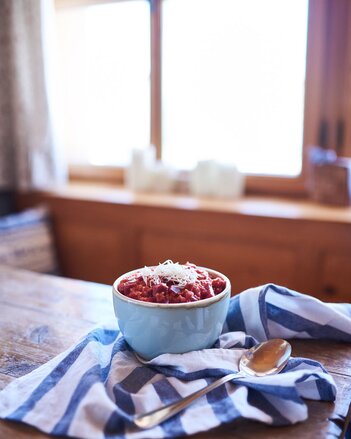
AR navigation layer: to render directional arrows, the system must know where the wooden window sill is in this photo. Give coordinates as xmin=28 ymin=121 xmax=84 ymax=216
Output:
xmin=68 ymin=164 xmax=308 ymax=198
xmin=20 ymin=182 xmax=351 ymax=224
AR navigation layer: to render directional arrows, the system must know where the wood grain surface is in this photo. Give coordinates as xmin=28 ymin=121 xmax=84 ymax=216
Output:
xmin=0 ymin=265 xmax=350 ymax=439
xmin=17 ymin=184 xmax=351 ymax=302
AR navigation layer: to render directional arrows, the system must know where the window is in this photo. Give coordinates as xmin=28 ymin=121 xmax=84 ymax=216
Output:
xmin=54 ymin=0 xmax=350 ymax=193
xmin=55 ymin=0 xmax=150 ymax=167
xmin=162 ymin=0 xmax=308 ymax=176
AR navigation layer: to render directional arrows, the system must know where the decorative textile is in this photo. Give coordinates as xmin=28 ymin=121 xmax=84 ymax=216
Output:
xmin=0 ymin=285 xmax=350 ymax=439
xmin=0 ymin=191 xmax=15 ymax=217
xmin=0 ymin=0 xmax=66 ymax=191
xmin=0 ymin=206 xmax=58 ymax=273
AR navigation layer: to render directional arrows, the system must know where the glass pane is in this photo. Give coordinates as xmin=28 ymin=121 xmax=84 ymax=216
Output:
xmin=162 ymin=0 xmax=309 ymax=176
xmin=55 ymin=1 xmax=150 ymax=166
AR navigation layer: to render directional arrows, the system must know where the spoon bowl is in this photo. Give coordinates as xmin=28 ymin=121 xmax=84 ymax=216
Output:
xmin=239 ymin=338 xmax=292 ymax=376
xmin=134 ymin=338 xmax=292 ymax=429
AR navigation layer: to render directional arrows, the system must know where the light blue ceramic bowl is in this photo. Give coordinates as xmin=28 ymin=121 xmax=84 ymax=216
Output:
xmin=112 ymin=267 xmax=231 ymax=359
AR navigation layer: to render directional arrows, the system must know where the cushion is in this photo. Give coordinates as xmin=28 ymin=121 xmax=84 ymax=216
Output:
xmin=0 ymin=206 xmax=59 ymax=274
xmin=0 ymin=191 xmax=15 ymax=217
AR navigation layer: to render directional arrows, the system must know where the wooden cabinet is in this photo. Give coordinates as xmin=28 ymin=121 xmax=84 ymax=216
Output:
xmin=319 ymin=252 xmax=351 ymax=302
xmin=55 ymin=220 xmax=133 ymax=284
xmin=16 ymin=185 xmax=351 ymax=303
xmin=141 ymin=231 xmax=297 ymax=294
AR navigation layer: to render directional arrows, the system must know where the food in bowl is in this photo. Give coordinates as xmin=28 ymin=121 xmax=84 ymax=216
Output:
xmin=117 ymin=260 xmax=226 ymax=303
xmin=112 ymin=261 xmax=231 ymax=359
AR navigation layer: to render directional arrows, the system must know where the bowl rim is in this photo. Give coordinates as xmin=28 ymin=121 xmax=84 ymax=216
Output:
xmin=112 ymin=266 xmax=231 ymax=309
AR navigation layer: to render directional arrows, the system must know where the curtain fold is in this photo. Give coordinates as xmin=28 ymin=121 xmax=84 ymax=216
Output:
xmin=0 ymin=0 xmax=66 ymax=191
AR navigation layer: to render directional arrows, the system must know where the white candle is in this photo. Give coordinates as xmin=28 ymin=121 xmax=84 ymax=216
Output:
xmin=215 ymin=163 xmax=245 ymax=198
xmin=190 ymin=160 xmax=245 ymax=198
xmin=126 ymin=146 xmax=156 ymax=191
xmin=190 ymin=160 xmax=218 ymax=197
xmin=148 ymin=162 xmax=176 ymax=193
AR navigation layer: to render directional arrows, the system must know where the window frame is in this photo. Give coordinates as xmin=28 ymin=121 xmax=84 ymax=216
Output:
xmin=56 ymin=0 xmax=342 ymax=196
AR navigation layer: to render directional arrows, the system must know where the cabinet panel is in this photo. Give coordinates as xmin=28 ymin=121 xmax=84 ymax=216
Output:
xmin=140 ymin=231 xmax=297 ymax=294
xmin=320 ymin=253 xmax=351 ymax=302
xmin=55 ymin=221 xmax=135 ymax=284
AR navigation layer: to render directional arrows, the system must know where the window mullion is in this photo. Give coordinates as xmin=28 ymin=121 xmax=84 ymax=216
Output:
xmin=301 ymin=0 xmax=329 ymax=176
xmin=150 ymin=0 xmax=162 ymax=159
xmin=339 ymin=0 xmax=351 ymax=157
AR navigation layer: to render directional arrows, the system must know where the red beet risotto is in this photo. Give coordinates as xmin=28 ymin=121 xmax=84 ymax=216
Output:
xmin=118 ymin=261 xmax=226 ymax=304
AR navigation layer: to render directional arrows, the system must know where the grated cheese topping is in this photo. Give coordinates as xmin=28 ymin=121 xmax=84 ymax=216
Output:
xmin=140 ymin=260 xmax=198 ymax=288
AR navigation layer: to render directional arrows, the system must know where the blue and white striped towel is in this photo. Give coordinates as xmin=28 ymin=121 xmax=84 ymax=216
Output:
xmin=1 ymin=284 xmax=351 ymax=439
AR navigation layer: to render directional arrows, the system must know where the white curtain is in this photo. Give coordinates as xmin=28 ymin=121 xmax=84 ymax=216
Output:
xmin=0 ymin=0 xmax=66 ymax=191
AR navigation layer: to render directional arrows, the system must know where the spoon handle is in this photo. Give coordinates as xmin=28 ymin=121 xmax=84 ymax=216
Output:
xmin=133 ymin=371 xmax=246 ymax=430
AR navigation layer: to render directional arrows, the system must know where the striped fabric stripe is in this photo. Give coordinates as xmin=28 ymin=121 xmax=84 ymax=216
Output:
xmin=0 ymin=284 xmax=350 ymax=439
xmin=0 ymin=206 xmax=58 ymax=274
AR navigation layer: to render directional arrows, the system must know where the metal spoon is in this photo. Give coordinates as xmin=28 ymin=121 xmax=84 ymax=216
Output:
xmin=134 ymin=338 xmax=291 ymax=430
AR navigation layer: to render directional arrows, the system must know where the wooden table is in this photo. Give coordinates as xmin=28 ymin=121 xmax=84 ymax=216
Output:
xmin=0 ymin=265 xmax=350 ymax=439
